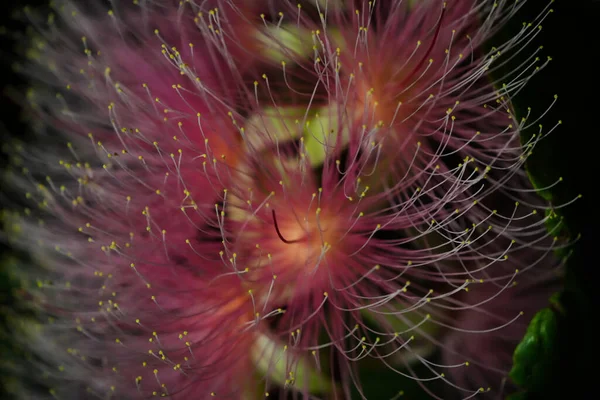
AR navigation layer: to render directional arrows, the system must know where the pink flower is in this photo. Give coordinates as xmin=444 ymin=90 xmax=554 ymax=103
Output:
xmin=3 ymin=0 xmax=570 ymax=399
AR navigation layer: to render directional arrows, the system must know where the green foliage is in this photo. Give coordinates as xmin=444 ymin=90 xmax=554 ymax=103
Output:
xmin=508 ymin=308 xmax=558 ymax=395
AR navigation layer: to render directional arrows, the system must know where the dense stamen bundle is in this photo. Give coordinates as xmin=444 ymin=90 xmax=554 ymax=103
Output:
xmin=1 ymin=1 xmax=575 ymax=399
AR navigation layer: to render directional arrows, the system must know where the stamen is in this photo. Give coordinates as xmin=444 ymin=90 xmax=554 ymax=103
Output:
xmin=399 ymin=4 xmax=446 ymax=88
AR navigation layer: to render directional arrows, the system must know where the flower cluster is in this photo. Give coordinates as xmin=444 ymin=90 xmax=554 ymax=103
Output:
xmin=2 ymin=0 xmax=570 ymax=399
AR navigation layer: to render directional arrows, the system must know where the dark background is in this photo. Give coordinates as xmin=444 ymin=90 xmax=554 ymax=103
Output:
xmin=0 ymin=1 xmax=596 ymax=399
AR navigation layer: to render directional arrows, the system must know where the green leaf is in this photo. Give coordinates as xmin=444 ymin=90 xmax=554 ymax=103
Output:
xmin=508 ymin=307 xmax=558 ymax=393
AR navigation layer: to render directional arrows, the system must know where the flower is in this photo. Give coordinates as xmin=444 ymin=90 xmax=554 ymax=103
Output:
xmin=2 ymin=0 xmax=571 ymax=399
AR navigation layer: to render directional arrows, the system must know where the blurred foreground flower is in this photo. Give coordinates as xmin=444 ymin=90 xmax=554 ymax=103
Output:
xmin=1 ymin=0 xmax=576 ymax=399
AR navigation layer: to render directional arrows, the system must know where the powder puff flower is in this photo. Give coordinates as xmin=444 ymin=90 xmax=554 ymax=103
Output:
xmin=2 ymin=0 xmax=574 ymax=399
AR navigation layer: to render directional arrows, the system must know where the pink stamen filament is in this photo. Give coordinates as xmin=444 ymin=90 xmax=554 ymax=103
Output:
xmin=398 ymin=6 xmax=447 ymax=88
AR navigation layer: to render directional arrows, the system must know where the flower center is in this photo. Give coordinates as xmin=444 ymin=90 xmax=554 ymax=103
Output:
xmin=271 ymin=206 xmax=337 ymax=260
